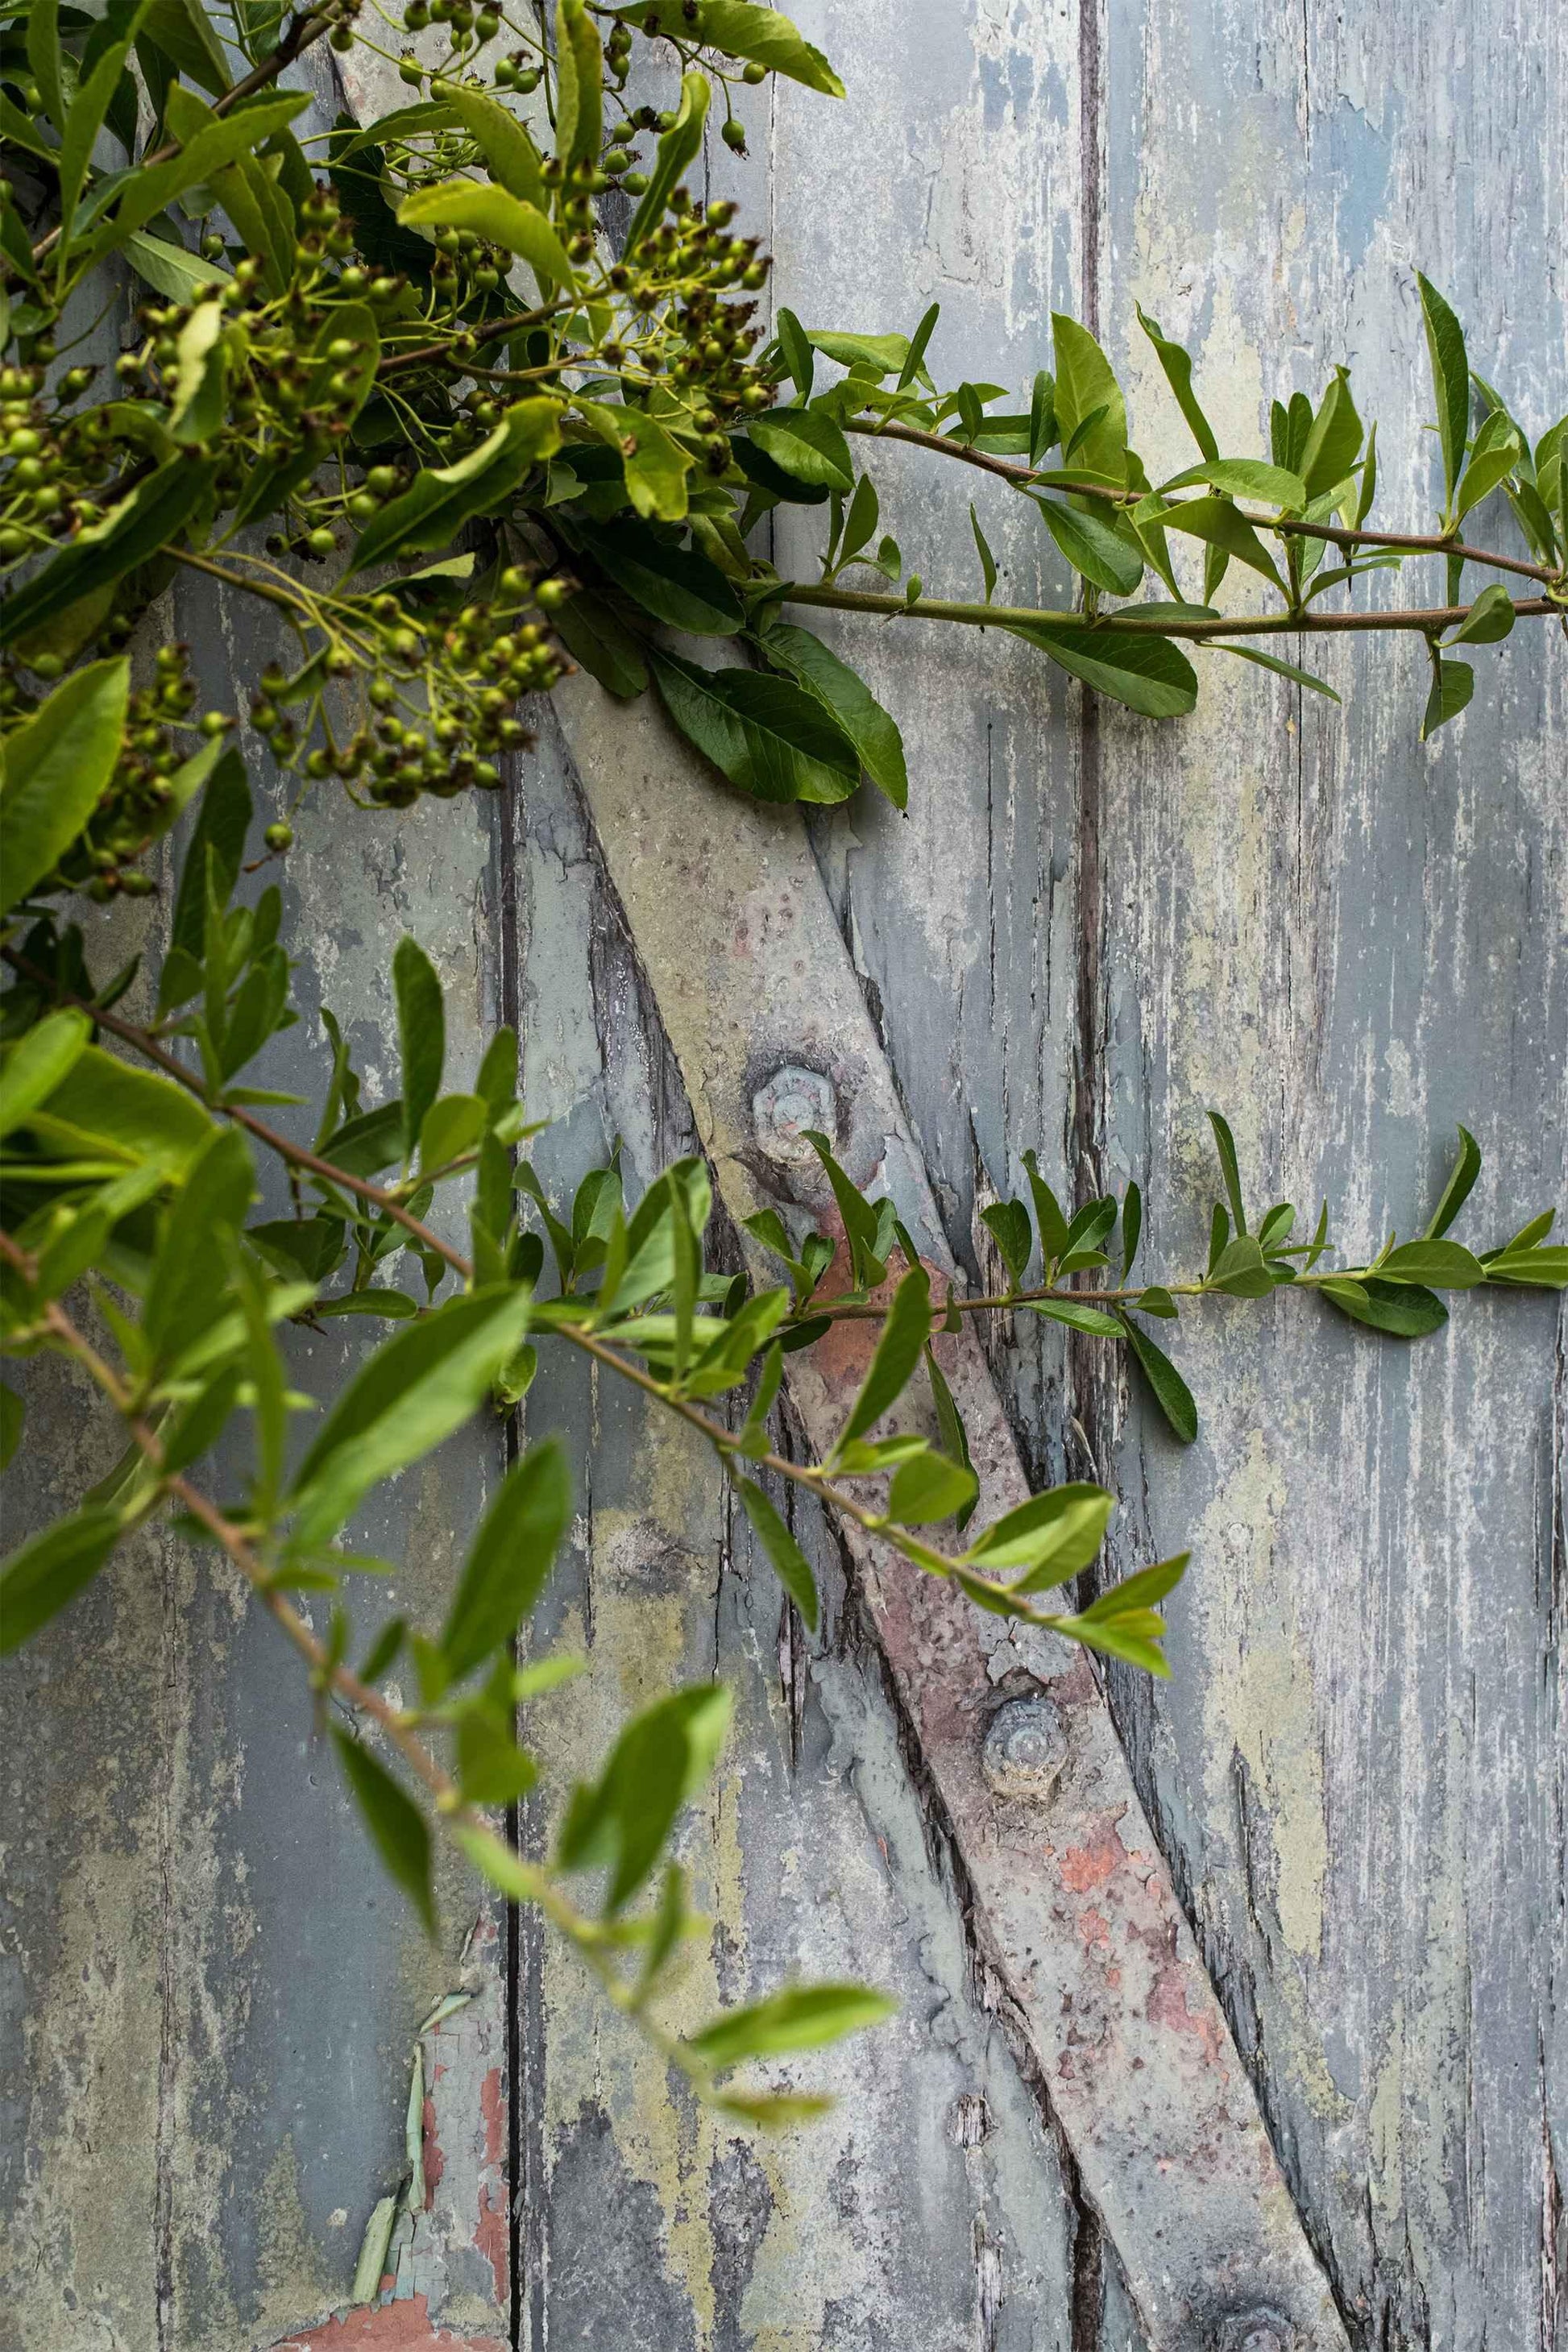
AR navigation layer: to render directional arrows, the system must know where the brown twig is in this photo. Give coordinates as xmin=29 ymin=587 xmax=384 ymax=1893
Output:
xmin=845 ymin=417 xmax=1560 ymax=587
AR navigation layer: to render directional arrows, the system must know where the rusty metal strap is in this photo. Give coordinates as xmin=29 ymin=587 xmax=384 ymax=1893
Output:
xmin=551 ymin=677 xmax=1347 ymax=2352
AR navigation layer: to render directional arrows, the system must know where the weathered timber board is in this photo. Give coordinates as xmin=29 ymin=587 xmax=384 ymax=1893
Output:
xmin=769 ymin=0 xmax=1566 ymax=2342
xmin=3 ymin=1 xmax=1564 ymax=2346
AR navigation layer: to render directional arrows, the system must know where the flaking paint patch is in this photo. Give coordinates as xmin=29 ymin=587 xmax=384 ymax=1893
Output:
xmin=1195 ymin=1434 xmax=1331 ymax=1972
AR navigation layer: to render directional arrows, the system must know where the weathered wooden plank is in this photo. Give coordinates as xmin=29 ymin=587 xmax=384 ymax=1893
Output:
xmin=1093 ymin=0 xmax=1568 ymax=2342
xmin=548 ymin=676 xmax=1345 ymax=2345
xmin=508 ymin=724 xmax=1089 ymax=2349
xmin=2 ymin=214 xmax=513 ymax=2348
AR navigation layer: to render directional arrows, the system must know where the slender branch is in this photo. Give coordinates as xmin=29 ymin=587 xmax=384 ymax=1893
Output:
xmin=170 ymin=545 xmax=307 ymax=615
xmin=0 ymin=1226 xmax=719 ymax=2089
xmin=375 ymin=304 xmax=563 ymax=382
xmin=844 ymin=417 xmax=1562 ymax=587
xmin=23 ymin=9 xmax=337 ymax=272
xmin=0 ymin=949 xmax=911 ymax=1547
xmin=781 ymin=581 xmax=1557 ymax=639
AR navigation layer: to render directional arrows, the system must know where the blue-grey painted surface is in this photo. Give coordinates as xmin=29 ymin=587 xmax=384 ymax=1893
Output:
xmin=2 ymin=2 xmax=1562 ymax=2346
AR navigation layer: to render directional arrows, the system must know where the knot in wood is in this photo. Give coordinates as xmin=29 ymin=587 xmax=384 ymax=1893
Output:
xmin=981 ymin=1697 xmax=1066 ymax=1800
xmin=752 ymin=1064 xmax=837 ymax=1165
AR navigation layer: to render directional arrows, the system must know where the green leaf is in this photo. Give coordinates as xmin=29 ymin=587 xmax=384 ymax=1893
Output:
xmin=144 ymin=1128 xmax=253 ymax=1370
xmin=1025 ymin=1298 xmax=1122 ymax=1336
xmin=578 ymin=519 xmax=743 ymax=635
xmin=165 ymin=745 xmax=251 ymax=981
xmin=807 ymin=329 xmax=908 ymax=375
xmin=1160 ymin=458 xmax=1306 ymax=508
xmin=558 ymin=1682 xmax=732 ymax=1912
xmin=734 ymin=1477 xmax=819 ymax=1632
xmin=347 ymin=402 xmax=563 ymax=575
xmin=649 ymin=648 xmax=860 ymax=805
xmin=1421 ymin=653 xmax=1474 ymax=741
xmin=1118 ymin=1313 xmax=1197 ymax=1442
xmin=1134 ymin=305 xmax=1218 ymax=461
xmin=834 ymin=1265 xmax=931 ymax=1454
xmin=626 ymin=69 xmax=709 ymax=254
xmin=59 ymin=2 xmax=154 ymax=227
xmin=1416 ymin=276 xmax=1470 ymax=511
xmin=442 ymin=1440 xmax=571 ymax=1678
xmin=749 ymin=409 xmax=856 ymax=493
xmin=429 ymin=80 xmax=545 ymax=208
xmin=1208 ymin=1236 xmax=1276 ymax=1297
xmin=1213 ymin=644 xmax=1341 ymax=702
xmin=755 ymin=623 xmax=907 ymax=807
xmin=1454 ymin=409 xmax=1522 ymax=525
xmin=330 ymin=1728 xmax=435 ymax=1936
xmin=1050 ymin=315 xmax=1126 ymax=484
xmin=122 ymin=226 xmax=230 ymax=303
xmin=1075 ymin=1552 xmax=1187 ymax=1623
xmin=553 ymin=0 xmax=603 ymax=169
xmin=19 ymin=1041 xmax=213 ymax=1173
xmin=0 ymin=1383 xmax=23 ymax=1473
xmin=551 ymin=587 xmax=649 ymax=699
xmin=1035 ymin=497 xmax=1143 ymax=595
xmin=0 ymin=1508 xmax=122 ymax=1652
xmin=393 ymin=937 xmax=445 ymax=1164
xmin=1425 ymin=1126 xmax=1481 ymax=1238
xmin=1147 ymin=495 xmax=1286 ymax=595
xmin=1378 ymin=1238 xmax=1485 ymax=1288
xmin=980 ymin=1200 xmax=1031 ymax=1286
xmin=1447 ymin=581 xmax=1515 ymax=646
xmin=1207 ymin=1111 xmax=1247 ymax=1235
xmin=1319 ymin=1277 xmax=1448 ymax=1338
xmin=289 ymin=1288 xmax=532 ymax=1545
xmin=963 ymin=1481 xmax=1112 ymax=1587
xmin=1 ymin=661 xmax=130 ymax=906
xmin=1008 ymin=624 xmax=1197 ymax=719
xmin=689 ymin=1982 xmax=894 ymax=2073
xmin=1299 ymin=370 xmax=1363 ymax=500
xmin=887 ymin=1448 xmax=977 ymax=1526
xmin=141 ymin=0 xmax=230 ymax=93
xmin=1020 ymin=1151 xmax=1072 ymax=1263
xmin=398 ymin=180 xmax=576 ymax=288
xmin=636 ymin=0 xmax=845 ymax=94
xmin=419 ymin=1092 xmax=486 ymax=1176
xmin=166 ymin=297 xmax=228 ymax=446
xmin=1484 ymin=1247 xmax=1568 ymax=1289
xmin=82 ymin=93 xmax=309 ymax=261
xmin=1 ymin=459 xmax=212 ymax=648
xmin=0 ymin=1011 xmax=93 ymax=1138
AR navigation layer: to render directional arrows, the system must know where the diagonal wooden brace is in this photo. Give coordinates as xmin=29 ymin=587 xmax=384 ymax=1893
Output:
xmin=550 ymin=678 xmax=1349 ymax=2352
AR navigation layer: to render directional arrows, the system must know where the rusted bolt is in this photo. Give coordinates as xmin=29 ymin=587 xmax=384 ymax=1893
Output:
xmin=753 ymin=1064 xmax=836 ymax=1165
xmin=981 ymin=1697 xmax=1066 ymax=1801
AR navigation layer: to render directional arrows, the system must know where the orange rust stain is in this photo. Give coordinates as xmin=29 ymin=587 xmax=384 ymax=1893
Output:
xmin=1145 ymin=1961 xmax=1229 ymax=2073
xmin=420 ymin=2094 xmax=444 ymax=2207
xmin=474 ymin=2176 xmax=509 ymax=2308
xmin=479 ymin=2064 xmax=506 ymax=2170
xmin=1060 ymin=1826 xmax=1127 ymax=1894
xmin=269 ymin=2291 xmax=506 ymax=2349
xmin=1076 ymin=1906 xmax=1110 ymax=1951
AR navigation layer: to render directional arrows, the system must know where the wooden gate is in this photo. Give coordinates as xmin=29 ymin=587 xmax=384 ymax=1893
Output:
xmin=3 ymin=2 xmax=1563 ymax=2347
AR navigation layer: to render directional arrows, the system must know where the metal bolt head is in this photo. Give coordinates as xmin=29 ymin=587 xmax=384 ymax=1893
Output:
xmin=981 ymin=1697 xmax=1067 ymax=1801
xmin=1208 ymin=2311 xmax=1296 ymax=2352
xmin=753 ymin=1064 xmax=836 ymax=1166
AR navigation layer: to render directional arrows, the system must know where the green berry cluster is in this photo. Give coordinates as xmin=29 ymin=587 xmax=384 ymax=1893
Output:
xmin=0 ymin=647 xmax=233 ymax=901
xmin=244 ymin=567 xmax=570 ymax=809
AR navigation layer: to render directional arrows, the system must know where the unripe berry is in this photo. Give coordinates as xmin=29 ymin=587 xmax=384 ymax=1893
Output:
xmin=264 ymin=821 xmax=294 ymax=852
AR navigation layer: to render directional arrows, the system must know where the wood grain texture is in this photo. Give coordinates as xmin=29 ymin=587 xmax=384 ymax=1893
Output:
xmin=508 ymin=720 xmax=1093 ymax=2352
xmin=3 ymin=2 xmax=1562 ymax=2346
xmin=768 ymin=0 xmax=1566 ymax=2341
